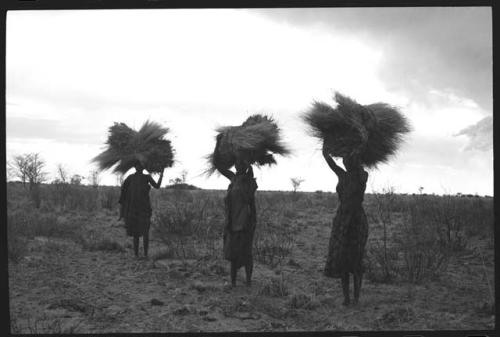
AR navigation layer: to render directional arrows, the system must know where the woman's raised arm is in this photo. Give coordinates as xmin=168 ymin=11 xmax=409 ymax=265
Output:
xmin=218 ymin=167 xmax=235 ymax=181
xmin=148 ymin=170 xmax=164 ymax=189
xmin=322 ymin=144 xmax=345 ymax=177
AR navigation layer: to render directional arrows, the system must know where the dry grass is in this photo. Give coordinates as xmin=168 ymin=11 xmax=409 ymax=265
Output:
xmin=93 ymin=120 xmax=174 ymax=174
xmin=207 ymin=114 xmax=290 ymax=174
xmin=303 ymin=92 xmax=411 ymax=167
xmin=7 ymin=182 xmax=495 ymax=332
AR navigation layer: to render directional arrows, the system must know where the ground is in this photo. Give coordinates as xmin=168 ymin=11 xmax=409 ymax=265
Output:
xmin=7 ymin=185 xmax=495 ymax=333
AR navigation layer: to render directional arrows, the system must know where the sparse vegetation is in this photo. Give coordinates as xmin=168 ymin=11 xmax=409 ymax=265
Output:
xmin=6 ymin=182 xmax=495 ymax=332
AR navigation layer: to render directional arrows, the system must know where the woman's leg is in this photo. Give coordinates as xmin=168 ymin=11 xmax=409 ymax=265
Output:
xmin=230 ymin=261 xmax=237 ymax=287
xmin=143 ymin=230 xmax=149 ymax=258
xmin=353 ymin=272 xmax=362 ymax=304
xmin=133 ymin=236 xmax=139 ymax=257
xmin=245 ymin=260 xmax=253 ymax=287
xmin=341 ymin=272 xmax=350 ymax=305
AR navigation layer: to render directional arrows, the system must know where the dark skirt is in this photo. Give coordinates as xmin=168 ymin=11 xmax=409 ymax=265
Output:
xmin=125 ymin=209 xmax=151 ymax=237
xmin=324 ymin=206 xmax=368 ymax=278
xmin=223 ymin=227 xmax=255 ymax=269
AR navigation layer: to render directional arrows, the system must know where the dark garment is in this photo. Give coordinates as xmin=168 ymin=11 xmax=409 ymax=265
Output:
xmin=324 ymin=169 xmax=369 ymax=278
xmin=223 ymin=173 xmax=258 ymax=269
xmin=119 ymin=172 xmax=153 ymax=237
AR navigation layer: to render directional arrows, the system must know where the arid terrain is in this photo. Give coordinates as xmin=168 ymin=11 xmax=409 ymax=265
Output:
xmin=7 ymin=182 xmax=495 ymax=333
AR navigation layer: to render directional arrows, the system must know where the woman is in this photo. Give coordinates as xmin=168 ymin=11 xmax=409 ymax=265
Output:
xmin=323 ymin=143 xmax=368 ymax=305
xmin=219 ymin=159 xmax=258 ymax=287
xmin=119 ymin=160 xmax=163 ymax=259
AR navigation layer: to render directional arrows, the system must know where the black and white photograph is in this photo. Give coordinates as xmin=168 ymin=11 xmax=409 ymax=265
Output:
xmin=5 ymin=6 xmax=494 ymax=333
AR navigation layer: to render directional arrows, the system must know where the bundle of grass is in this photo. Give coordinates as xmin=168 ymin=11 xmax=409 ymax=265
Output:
xmin=93 ymin=120 xmax=174 ymax=174
xmin=303 ymin=92 xmax=411 ymax=167
xmin=207 ymin=114 xmax=290 ymax=174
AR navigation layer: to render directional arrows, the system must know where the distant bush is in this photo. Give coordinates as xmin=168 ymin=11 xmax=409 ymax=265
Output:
xmin=164 ymin=183 xmax=201 ymax=190
xmin=100 ymin=186 xmax=120 ymax=210
xmin=7 ymin=209 xmax=82 ymax=262
xmin=8 ymin=209 xmax=80 ymax=240
xmin=44 ymin=184 xmax=99 ymax=212
xmin=152 ymin=195 xmax=221 ymax=259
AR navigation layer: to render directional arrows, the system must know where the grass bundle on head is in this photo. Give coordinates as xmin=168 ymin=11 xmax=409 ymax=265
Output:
xmin=93 ymin=120 xmax=174 ymax=174
xmin=206 ymin=114 xmax=290 ymax=175
xmin=303 ymin=92 xmax=410 ymax=167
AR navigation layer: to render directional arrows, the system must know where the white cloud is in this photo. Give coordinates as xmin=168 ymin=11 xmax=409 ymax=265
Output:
xmin=6 ymin=9 xmax=493 ymax=196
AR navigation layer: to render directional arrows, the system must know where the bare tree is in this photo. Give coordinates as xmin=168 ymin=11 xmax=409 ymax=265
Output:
xmin=8 ymin=155 xmax=30 ymax=187
xmin=56 ymin=164 xmax=69 ymax=184
xmin=88 ymin=169 xmax=100 ymax=188
xmin=26 ymin=153 xmax=47 ymax=188
xmin=9 ymin=153 xmax=47 ymax=189
xmin=290 ymin=177 xmax=305 ymax=193
xmin=181 ymin=169 xmax=188 ymax=184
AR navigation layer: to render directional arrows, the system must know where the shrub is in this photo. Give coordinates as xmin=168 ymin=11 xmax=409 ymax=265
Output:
xmin=254 ymin=202 xmax=294 ymax=268
xmin=8 ymin=209 xmax=80 ymax=241
xmin=258 ymin=275 xmax=289 ymax=297
xmin=100 ymin=186 xmax=120 ymax=210
xmin=288 ymin=293 xmax=320 ymax=310
xmin=152 ymin=196 xmax=220 ymax=259
xmin=397 ymin=197 xmax=451 ymax=283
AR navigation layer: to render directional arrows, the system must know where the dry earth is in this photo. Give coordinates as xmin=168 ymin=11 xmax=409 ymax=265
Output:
xmin=8 ymin=191 xmax=495 ymax=333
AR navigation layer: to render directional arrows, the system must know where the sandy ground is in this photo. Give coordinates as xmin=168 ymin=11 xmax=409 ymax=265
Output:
xmin=8 ymin=194 xmax=495 ymax=333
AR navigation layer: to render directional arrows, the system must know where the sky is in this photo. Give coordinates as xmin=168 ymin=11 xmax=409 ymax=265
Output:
xmin=6 ymin=8 xmax=493 ymax=195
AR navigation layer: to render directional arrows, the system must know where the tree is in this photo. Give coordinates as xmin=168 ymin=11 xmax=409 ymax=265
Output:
xmin=56 ymin=164 xmax=69 ymax=184
xmin=70 ymin=174 xmax=84 ymax=185
xmin=290 ymin=177 xmax=305 ymax=193
xmin=181 ymin=169 xmax=188 ymax=184
xmin=9 ymin=153 xmax=47 ymax=189
xmin=8 ymin=155 xmax=30 ymax=187
xmin=88 ymin=169 xmax=100 ymax=187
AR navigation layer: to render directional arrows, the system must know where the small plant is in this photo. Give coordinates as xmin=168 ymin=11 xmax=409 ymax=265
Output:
xmin=288 ymin=292 xmax=320 ymax=310
xmin=258 ymin=275 xmax=289 ymax=297
xmin=254 ymin=212 xmax=294 ymax=268
xmin=290 ymin=177 xmax=304 ymax=193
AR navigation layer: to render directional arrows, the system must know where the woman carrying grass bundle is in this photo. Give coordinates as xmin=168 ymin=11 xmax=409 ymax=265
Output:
xmin=208 ymin=114 xmax=289 ymax=287
xmin=304 ymin=92 xmax=410 ymax=305
xmin=322 ymin=145 xmax=368 ymax=305
xmin=119 ymin=160 xmax=164 ymax=259
xmin=93 ymin=120 xmax=174 ymax=259
xmin=219 ymin=159 xmax=258 ymax=287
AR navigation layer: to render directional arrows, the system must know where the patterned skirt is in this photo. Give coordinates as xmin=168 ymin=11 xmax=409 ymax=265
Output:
xmin=324 ymin=207 xmax=368 ymax=278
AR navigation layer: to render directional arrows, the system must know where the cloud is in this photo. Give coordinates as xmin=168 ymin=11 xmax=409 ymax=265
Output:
xmin=455 ymin=116 xmax=493 ymax=151
xmin=254 ymin=7 xmax=492 ymax=113
xmin=6 ymin=116 xmax=104 ymax=144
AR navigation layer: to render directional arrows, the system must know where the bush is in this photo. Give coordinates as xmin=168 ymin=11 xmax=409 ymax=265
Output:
xmin=100 ymin=186 xmax=120 ymax=211
xmin=258 ymin=275 xmax=289 ymax=297
xmin=288 ymin=293 xmax=320 ymax=310
xmin=8 ymin=209 xmax=80 ymax=240
xmin=152 ymin=196 xmax=221 ymax=259
xmin=254 ymin=200 xmax=294 ymax=268
xmin=397 ymin=198 xmax=451 ymax=283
